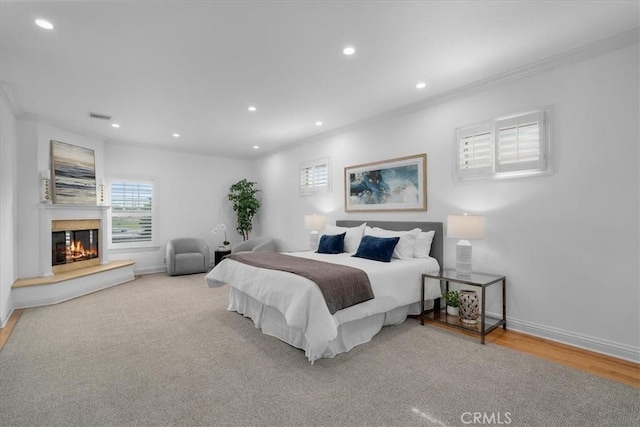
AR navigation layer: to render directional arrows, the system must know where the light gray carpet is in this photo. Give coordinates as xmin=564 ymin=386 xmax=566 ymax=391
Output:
xmin=1 ymin=273 xmax=638 ymax=427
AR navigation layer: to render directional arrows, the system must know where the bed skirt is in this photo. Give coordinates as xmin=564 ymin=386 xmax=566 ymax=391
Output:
xmin=227 ymin=288 xmax=434 ymax=362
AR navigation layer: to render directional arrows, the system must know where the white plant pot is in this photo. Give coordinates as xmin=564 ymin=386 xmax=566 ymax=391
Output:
xmin=446 ymin=306 xmax=459 ymax=316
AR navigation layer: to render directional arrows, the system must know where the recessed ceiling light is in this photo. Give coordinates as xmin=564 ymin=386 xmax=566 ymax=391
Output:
xmin=315 ymin=121 xmax=323 ymax=126
xmin=173 ymin=133 xmax=180 ymax=138
xmin=416 ymin=82 xmax=427 ymax=89
xmin=111 ymin=123 xmax=120 ymax=128
xmin=343 ymin=46 xmax=355 ymax=55
xmin=253 ymin=145 xmax=259 ymax=149
xmin=248 ymin=106 xmax=257 ymax=112
xmin=35 ymin=19 xmax=54 ymax=30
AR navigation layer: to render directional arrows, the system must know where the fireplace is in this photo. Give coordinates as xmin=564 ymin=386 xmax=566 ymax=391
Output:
xmin=51 ymin=219 xmax=101 ymax=274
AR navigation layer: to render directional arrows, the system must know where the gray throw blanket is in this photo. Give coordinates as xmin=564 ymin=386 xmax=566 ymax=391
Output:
xmin=226 ymin=252 xmax=374 ymax=315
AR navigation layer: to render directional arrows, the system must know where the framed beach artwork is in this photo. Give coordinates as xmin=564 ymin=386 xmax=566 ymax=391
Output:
xmin=345 ymin=153 xmax=427 ymax=212
xmin=50 ymin=140 xmax=97 ymax=205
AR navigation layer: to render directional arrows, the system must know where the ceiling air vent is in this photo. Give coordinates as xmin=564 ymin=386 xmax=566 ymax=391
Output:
xmin=89 ymin=112 xmax=112 ymax=121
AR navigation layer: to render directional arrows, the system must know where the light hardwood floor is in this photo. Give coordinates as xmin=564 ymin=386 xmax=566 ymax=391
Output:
xmin=1 ymin=309 xmax=638 ymax=388
xmin=0 ymin=309 xmax=23 ymax=352
xmin=425 ymin=320 xmax=639 ymax=388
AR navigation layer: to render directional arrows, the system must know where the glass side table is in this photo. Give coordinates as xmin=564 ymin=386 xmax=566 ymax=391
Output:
xmin=421 ymin=269 xmax=506 ymax=344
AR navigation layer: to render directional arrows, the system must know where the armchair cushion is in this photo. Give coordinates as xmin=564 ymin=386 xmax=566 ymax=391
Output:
xmin=167 ymin=238 xmax=210 ymax=276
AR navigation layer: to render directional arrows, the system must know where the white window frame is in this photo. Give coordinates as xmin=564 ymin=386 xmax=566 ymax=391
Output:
xmin=300 ymin=157 xmax=330 ymax=195
xmin=107 ymin=177 xmax=158 ymax=250
xmin=454 ymin=108 xmax=551 ymax=181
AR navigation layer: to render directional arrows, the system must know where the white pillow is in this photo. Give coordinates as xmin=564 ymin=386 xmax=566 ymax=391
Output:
xmin=366 ymin=227 xmax=422 ymax=260
xmin=323 ymin=223 xmax=366 ymax=253
xmin=413 ymin=230 xmax=435 ymax=258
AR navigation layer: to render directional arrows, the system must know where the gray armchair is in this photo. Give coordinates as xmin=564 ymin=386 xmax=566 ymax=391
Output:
xmin=166 ymin=238 xmax=210 ymax=276
xmin=231 ymin=237 xmax=275 ymax=253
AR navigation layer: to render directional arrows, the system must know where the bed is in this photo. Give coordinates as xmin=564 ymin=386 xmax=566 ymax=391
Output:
xmin=205 ymin=220 xmax=443 ymax=362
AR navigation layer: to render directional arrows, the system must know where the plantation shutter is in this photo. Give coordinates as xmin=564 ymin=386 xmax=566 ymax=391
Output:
xmin=110 ymin=180 xmax=154 ymax=244
xmin=495 ymin=111 xmax=546 ymax=173
xmin=456 ymin=123 xmax=493 ymax=179
xmin=300 ymin=158 xmax=330 ymax=194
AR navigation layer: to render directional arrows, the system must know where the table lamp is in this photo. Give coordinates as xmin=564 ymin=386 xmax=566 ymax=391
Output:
xmin=304 ymin=214 xmax=326 ymax=250
xmin=447 ymin=214 xmax=485 ymax=274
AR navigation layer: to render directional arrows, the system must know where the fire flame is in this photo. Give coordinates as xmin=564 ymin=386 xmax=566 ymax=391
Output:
xmin=66 ymin=239 xmax=97 ymax=261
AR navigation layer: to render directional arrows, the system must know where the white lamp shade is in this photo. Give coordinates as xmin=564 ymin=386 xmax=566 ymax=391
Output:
xmin=304 ymin=214 xmax=326 ymax=231
xmin=447 ymin=214 xmax=485 ymax=240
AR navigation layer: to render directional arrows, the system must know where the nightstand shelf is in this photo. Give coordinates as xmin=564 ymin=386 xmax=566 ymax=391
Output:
xmin=421 ymin=269 xmax=506 ymax=344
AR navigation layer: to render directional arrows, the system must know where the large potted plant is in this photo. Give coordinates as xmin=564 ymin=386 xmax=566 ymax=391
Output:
xmin=227 ymin=179 xmax=260 ymax=241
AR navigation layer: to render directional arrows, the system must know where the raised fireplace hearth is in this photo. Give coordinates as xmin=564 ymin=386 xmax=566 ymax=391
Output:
xmin=10 ymin=204 xmax=134 ymax=310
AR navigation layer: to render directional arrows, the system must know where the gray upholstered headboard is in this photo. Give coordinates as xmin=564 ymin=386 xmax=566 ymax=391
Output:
xmin=336 ymin=220 xmax=443 ymax=268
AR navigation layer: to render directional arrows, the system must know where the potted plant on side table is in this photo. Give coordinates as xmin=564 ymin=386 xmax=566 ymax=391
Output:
xmin=442 ymin=290 xmax=460 ymax=316
xmin=212 ymin=223 xmax=231 ymax=250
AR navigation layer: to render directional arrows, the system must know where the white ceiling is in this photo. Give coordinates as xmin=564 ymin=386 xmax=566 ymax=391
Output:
xmin=1 ymin=1 xmax=638 ymax=158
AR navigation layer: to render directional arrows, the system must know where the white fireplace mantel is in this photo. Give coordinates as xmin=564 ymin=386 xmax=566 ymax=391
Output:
xmin=39 ymin=204 xmax=110 ymax=277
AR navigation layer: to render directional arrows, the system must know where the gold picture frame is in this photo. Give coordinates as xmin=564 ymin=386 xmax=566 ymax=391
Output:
xmin=344 ymin=153 xmax=427 ymax=212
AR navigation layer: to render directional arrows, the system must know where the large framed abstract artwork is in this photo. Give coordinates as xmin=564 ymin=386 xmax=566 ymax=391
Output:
xmin=50 ymin=140 xmax=97 ymax=205
xmin=345 ymin=153 xmax=427 ymax=212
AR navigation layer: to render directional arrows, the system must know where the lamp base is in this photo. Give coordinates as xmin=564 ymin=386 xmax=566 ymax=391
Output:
xmin=455 ymin=240 xmax=472 ymax=275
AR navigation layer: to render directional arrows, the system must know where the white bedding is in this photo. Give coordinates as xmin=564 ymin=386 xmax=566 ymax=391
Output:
xmin=205 ymin=251 xmax=441 ymax=361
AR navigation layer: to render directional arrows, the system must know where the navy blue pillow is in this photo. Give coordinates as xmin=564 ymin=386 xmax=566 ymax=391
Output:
xmin=316 ymin=232 xmax=346 ymax=254
xmin=352 ymin=235 xmax=400 ymax=262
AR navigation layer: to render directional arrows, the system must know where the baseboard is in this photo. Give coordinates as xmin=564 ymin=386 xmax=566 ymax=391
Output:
xmin=134 ymin=265 xmax=212 ymax=276
xmin=134 ymin=265 xmax=169 ymax=276
xmin=487 ymin=311 xmax=640 ymax=363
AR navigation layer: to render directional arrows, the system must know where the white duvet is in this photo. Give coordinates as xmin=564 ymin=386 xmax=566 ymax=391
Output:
xmin=205 ymin=251 xmax=441 ymax=360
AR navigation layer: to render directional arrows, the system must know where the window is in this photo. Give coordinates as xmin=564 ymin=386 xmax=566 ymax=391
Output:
xmin=109 ymin=178 xmax=156 ymax=249
xmin=495 ymin=111 xmax=546 ymax=173
xmin=457 ymin=123 xmax=493 ymax=179
xmin=300 ymin=157 xmax=330 ymax=195
xmin=455 ymin=108 xmax=550 ymax=181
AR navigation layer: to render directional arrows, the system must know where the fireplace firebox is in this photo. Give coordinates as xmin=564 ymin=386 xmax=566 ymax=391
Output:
xmin=51 ymin=219 xmax=101 ymax=274
xmin=52 ymin=229 xmax=99 ymax=265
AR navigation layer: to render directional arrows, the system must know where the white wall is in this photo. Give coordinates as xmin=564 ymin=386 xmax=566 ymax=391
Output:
xmin=15 ymin=120 xmax=105 ymax=279
xmin=104 ymin=143 xmax=254 ymax=273
xmin=0 ymin=93 xmax=18 ymax=327
xmin=12 ymin=117 xmax=255 ymax=277
xmin=254 ymin=45 xmax=639 ymax=361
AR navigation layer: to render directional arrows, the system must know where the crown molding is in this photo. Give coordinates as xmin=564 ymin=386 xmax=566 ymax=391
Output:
xmin=0 ymin=81 xmax=24 ymax=116
xmin=6 ymin=27 xmax=638 ymax=162
xmin=16 ymin=112 xmax=110 ymax=143
xmin=256 ymin=28 xmax=639 ymax=160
